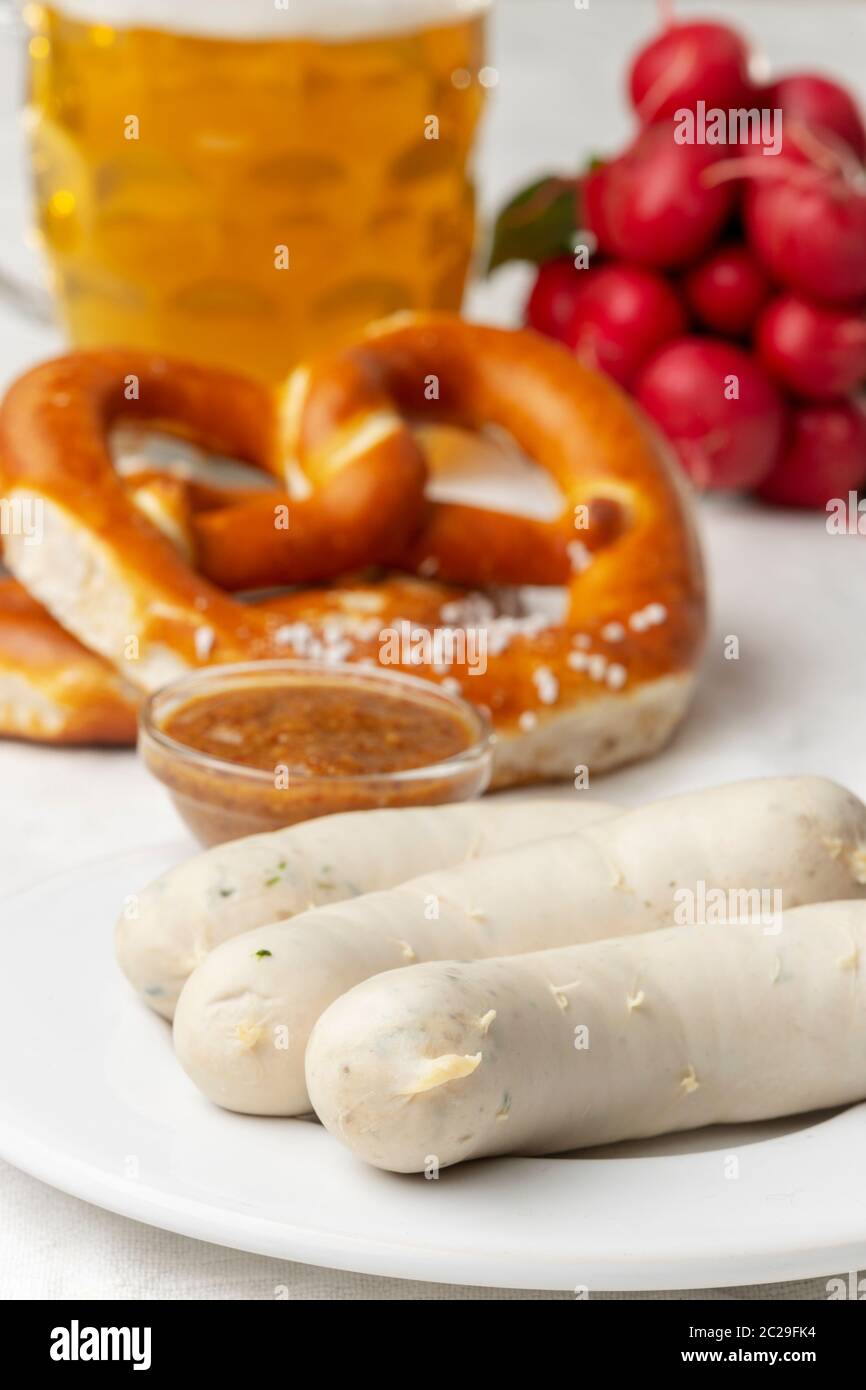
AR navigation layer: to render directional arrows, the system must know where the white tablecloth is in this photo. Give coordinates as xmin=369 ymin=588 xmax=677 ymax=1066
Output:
xmin=1 ymin=0 xmax=865 ymax=1299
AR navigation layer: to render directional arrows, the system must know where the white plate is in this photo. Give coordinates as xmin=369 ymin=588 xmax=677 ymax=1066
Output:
xmin=2 ymin=845 xmax=866 ymax=1293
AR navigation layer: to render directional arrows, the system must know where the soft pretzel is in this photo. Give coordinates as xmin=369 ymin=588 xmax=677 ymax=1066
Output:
xmin=0 ymin=348 xmax=427 ymax=684
xmin=201 ymin=313 xmax=704 ymax=614
xmin=0 ymin=578 xmax=136 ymax=744
xmin=0 ymin=317 xmax=705 ymax=782
xmin=196 ymin=323 xmax=626 ymax=592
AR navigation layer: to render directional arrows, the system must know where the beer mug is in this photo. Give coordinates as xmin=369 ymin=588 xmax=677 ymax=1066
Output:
xmin=19 ymin=0 xmax=491 ymax=380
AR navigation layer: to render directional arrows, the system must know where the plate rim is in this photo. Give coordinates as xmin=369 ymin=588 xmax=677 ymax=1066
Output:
xmin=2 ymin=845 xmax=866 ymax=1293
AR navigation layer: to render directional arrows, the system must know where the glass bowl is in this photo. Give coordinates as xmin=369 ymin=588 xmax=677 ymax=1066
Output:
xmin=139 ymin=660 xmax=493 ymax=846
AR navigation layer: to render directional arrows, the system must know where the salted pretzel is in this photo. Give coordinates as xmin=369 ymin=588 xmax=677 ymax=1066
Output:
xmin=196 ymin=324 xmax=627 ymax=592
xmin=0 ymin=316 xmax=705 ymax=782
xmin=0 ymin=578 xmax=136 ymax=744
xmin=0 ymin=347 xmax=429 ymax=687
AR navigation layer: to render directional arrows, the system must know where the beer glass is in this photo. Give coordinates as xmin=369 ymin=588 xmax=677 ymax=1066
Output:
xmin=21 ymin=1 xmax=490 ymax=380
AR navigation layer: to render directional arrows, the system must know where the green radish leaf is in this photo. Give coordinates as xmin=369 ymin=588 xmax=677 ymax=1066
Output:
xmin=486 ymin=174 xmax=579 ymax=274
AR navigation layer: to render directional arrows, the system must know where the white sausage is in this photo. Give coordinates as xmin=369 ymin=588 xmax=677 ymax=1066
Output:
xmin=118 ymin=795 xmax=618 ymax=1018
xmin=173 ymin=776 xmax=866 ymax=1115
xmin=305 ymin=900 xmax=866 ymax=1171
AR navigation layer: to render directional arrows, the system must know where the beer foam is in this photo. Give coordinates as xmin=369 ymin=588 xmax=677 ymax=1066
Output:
xmin=50 ymin=1 xmax=491 ymax=40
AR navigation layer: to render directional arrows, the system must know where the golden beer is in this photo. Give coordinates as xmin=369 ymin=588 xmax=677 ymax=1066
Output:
xmin=24 ymin=1 xmax=489 ymax=380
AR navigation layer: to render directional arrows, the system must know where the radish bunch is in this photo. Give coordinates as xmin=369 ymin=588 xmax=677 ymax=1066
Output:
xmin=496 ymin=10 xmax=866 ymax=508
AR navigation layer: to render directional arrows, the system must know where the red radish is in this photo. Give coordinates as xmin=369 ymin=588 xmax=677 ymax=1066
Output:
xmin=684 ymin=244 xmax=772 ymax=336
xmin=756 ymin=400 xmax=866 ymax=508
xmin=725 ymin=114 xmax=854 ymax=170
xmin=581 ymin=163 xmax=612 ymax=251
xmin=585 ymin=124 xmax=736 ymax=269
xmin=744 ymin=161 xmax=866 ymax=305
xmin=629 ymin=21 xmax=753 ymax=125
xmin=560 ymin=264 xmax=688 ymax=389
xmin=704 ymin=120 xmax=856 ymax=210
xmin=767 ymin=74 xmax=866 ymax=163
xmin=756 ymin=293 xmax=866 ymax=400
xmin=525 ymin=257 xmax=588 ymax=342
xmin=635 ymin=337 xmax=786 ymax=490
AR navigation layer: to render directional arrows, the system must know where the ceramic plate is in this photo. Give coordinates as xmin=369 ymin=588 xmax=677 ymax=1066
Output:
xmin=2 ymin=846 xmax=865 ymax=1292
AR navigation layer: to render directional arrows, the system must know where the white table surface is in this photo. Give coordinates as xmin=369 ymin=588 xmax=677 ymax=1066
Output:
xmin=1 ymin=0 xmax=865 ymax=1300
